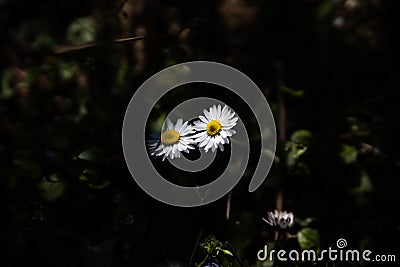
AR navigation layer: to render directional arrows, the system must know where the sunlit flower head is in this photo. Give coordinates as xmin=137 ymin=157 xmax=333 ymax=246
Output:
xmin=192 ymin=105 xmax=238 ymax=153
xmin=262 ymin=210 xmax=294 ymax=230
xmin=147 ymin=118 xmax=195 ymax=160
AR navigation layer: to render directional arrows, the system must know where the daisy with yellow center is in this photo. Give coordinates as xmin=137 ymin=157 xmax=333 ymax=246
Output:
xmin=147 ymin=118 xmax=195 ymax=160
xmin=192 ymin=104 xmax=238 ymax=152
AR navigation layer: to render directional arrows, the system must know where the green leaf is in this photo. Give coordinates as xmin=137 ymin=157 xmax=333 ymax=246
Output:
xmin=77 ymin=150 xmax=95 ymax=161
xmin=348 ymin=170 xmax=373 ymax=198
xmin=1 ymin=68 xmax=15 ymax=98
xmin=87 ymin=180 xmax=111 ymax=189
xmin=79 ymin=169 xmax=111 ymax=189
xmin=290 ymin=130 xmax=312 ymax=145
xmin=201 ymin=236 xmax=222 ymax=253
xmin=217 ymin=248 xmax=233 ymax=256
xmin=58 ymin=61 xmax=78 ymax=82
xmin=340 ymin=144 xmax=358 ymax=164
xmin=281 ymin=86 xmax=305 ymax=98
xmin=285 ymin=141 xmax=307 ymax=167
xmin=67 ymin=17 xmax=96 ymax=45
xmin=296 ymin=217 xmax=315 ymax=227
xmin=32 ymin=32 xmax=55 ymax=50
xmin=297 ymin=228 xmax=320 ymax=250
xmin=77 ymin=147 xmax=102 ymax=161
xmin=38 ymin=179 xmax=66 ymax=202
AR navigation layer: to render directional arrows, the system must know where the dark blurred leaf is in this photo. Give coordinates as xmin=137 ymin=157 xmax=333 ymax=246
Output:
xmin=281 ymin=86 xmax=304 ymax=98
xmin=297 ymin=228 xmax=320 ymax=250
xmin=38 ymin=178 xmax=66 ymax=202
xmin=1 ymin=68 xmax=15 ymax=98
xmin=66 ymin=17 xmax=96 ymax=45
xmin=58 ymin=61 xmax=78 ymax=82
xmin=340 ymin=144 xmax=358 ymax=164
xmin=290 ymin=130 xmax=312 ymax=145
xmin=285 ymin=141 xmax=307 ymax=167
xmin=79 ymin=169 xmax=111 ymax=189
xmin=77 ymin=147 xmax=103 ymax=161
xmin=317 ymin=0 xmax=335 ymax=20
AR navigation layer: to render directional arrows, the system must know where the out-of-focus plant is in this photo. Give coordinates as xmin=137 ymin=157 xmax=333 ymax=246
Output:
xmin=195 ymin=236 xmax=236 ymax=267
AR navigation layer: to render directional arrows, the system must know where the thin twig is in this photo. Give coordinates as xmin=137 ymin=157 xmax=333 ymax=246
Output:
xmin=226 ymin=190 xmax=232 ymax=220
xmin=53 ymin=17 xmax=196 ymax=55
xmin=276 ymin=61 xmax=286 ymax=142
xmin=53 ymin=35 xmax=147 ymax=54
xmin=275 ymin=61 xmax=285 ymax=242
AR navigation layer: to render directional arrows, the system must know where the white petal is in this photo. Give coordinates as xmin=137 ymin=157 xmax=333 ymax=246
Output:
xmin=220 ymin=130 xmax=227 ymax=139
xmin=216 ymin=105 xmax=222 ymax=120
xmin=204 ymin=109 xmax=212 ymax=121
xmin=193 ymin=121 xmax=207 ymax=130
xmin=229 ymin=117 xmax=239 ymax=125
xmin=178 ymin=142 xmax=186 ymax=151
xmin=211 ymin=105 xmax=217 ymax=119
xmin=186 ymin=144 xmax=195 ymax=150
xmin=225 ymin=129 xmax=236 ymax=136
xmin=205 ymin=137 xmax=215 ymax=151
xmin=199 ymin=135 xmax=211 ymax=147
xmin=221 ymin=116 xmax=238 ymax=126
xmin=218 ymin=143 xmax=224 ymax=151
xmin=193 ymin=126 xmax=204 ymax=132
xmin=165 ymin=119 xmax=173 ymax=130
xmin=180 ymin=125 xmax=194 ymax=135
xmin=217 ymin=135 xmax=225 ymax=145
xmin=224 ymin=137 xmax=230 ymax=144
xmin=213 ymin=138 xmax=218 ymax=149
xmin=175 ymin=118 xmax=183 ymax=131
xmin=211 ymin=145 xmax=216 ymax=153
xmin=199 ymin=115 xmax=209 ymax=123
xmin=192 ymin=131 xmax=207 ymax=139
xmin=161 ymin=147 xmax=169 ymax=159
xmin=221 ymin=107 xmax=230 ymax=119
xmin=227 ymin=112 xmax=236 ymax=120
xmin=262 ymin=217 xmax=274 ymax=226
xmin=171 ymin=145 xmax=178 ymax=159
xmin=181 ymin=136 xmax=195 ymax=144
xmin=222 ymin=124 xmax=236 ymax=130
xmin=220 ymin=105 xmax=229 ymax=119
xmin=221 ymin=129 xmax=231 ymax=137
xmin=193 ymin=121 xmax=207 ymax=128
xmin=226 ymin=116 xmax=238 ymax=124
xmin=213 ymin=135 xmax=220 ymax=145
xmin=194 ymin=133 xmax=207 ymax=143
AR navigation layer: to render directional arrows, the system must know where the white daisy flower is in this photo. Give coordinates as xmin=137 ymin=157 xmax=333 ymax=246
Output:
xmin=147 ymin=118 xmax=195 ymax=160
xmin=262 ymin=210 xmax=295 ymax=230
xmin=192 ymin=104 xmax=238 ymax=153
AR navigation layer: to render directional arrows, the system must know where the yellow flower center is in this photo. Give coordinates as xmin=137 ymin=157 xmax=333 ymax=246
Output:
xmin=206 ymin=120 xmax=222 ymax=136
xmin=161 ymin=129 xmax=180 ymax=145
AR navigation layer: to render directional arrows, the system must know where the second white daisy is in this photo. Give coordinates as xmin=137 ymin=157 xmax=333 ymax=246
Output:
xmin=148 ymin=118 xmax=195 ymax=160
xmin=192 ymin=104 xmax=238 ymax=152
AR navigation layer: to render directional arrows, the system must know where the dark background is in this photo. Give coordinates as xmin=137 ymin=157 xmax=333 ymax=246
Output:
xmin=1 ymin=0 xmax=399 ymax=266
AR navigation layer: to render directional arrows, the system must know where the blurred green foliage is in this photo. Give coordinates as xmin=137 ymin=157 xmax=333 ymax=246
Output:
xmin=1 ymin=0 xmax=399 ymax=267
